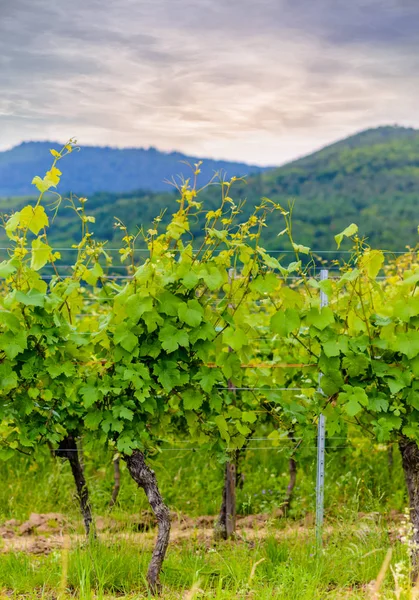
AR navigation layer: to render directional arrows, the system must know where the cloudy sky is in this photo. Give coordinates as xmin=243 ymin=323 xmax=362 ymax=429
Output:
xmin=1 ymin=0 xmax=418 ymax=164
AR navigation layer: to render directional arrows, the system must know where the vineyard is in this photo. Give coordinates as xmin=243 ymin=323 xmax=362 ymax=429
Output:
xmin=1 ymin=143 xmax=419 ymax=599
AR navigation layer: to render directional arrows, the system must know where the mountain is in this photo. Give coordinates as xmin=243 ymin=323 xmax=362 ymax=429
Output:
xmin=1 ymin=125 xmax=419 ymax=256
xmin=0 ymin=141 xmax=268 ymax=197
xmin=260 ymin=124 xmax=419 ymax=250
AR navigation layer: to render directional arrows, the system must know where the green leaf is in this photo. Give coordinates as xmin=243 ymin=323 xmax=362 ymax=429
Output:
xmin=120 ymin=332 xmax=138 ymax=353
xmin=320 ymin=371 xmax=344 ymax=395
xmin=82 ymin=262 xmax=103 ymax=286
xmin=306 ymin=307 xmax=335 ymax=331
xmin=0 ymin=260 xmax=16 ymax=279
xmin=80 ymin=385 xmax=99 ymax=408
xmin=281 ymin=287 xmax=305 ymax=309
xmin=157 ymin=291 xmax=183 ymax=316
xmin=197 ymin=368 xmax=221 ymax=393
xmin=339 ymin=386 xmax=368 ymax=417
xmin=292 ymin=243 xmax=310 ymax=255
xmin=335 ymin=223 xmax=358 ymax=249
xmin=270 ymin=308 xmax=300 ymax=336
xmin=44 ymin=166 xmax=61 ymax=188
xmin=342 ymin=353 xmax=370 ymax=377
xmin=159 ymin=324 xmax=189 ymax=353
xmin=183 ymin=389 xmax=204 ymax=411
xmin=208 ymin=228 xmax=228 ymax=241
xmin=338 ymin=269 xmax=361 ymax=286
xmin=15 ymin=289 xmax=45 ymax=307
xmin=32 ymin=176 xmax=50 ymax=193
xmin=116 ymin=435 xmax=136 ymax=455
xmin=214 ymin=415 xmax=230 ymax=441
xmin=242 ymin=411 xmax=257 ymax=423
xmin=322 ymin=339 xmax=340 ymax=358
xmin=5 ymin=212 xmax=21 ymax=239
xmin=0 ymin=311 xmax=21 ymax=332
xmin=402 ymin=271 xmax=419 ymax=286
xmin=360 ymin=250 xmax=384 ymax=280
xmin=200 ymin=265 xmax=225 ymax=291
xmin=153 ymin=360 xmax=189 ymax=392
xmin=114 ymin=324 xmax=138 ymax=353
xmin=209 ymin=394 xmax=223 ymax=413
xmin=407 ymin=390 xmax=419 ymax=411
xmin=393 ymin=331 xmax=419 ymax=359
xmin=20 ymin=205 xmax=49 ymax=235
xmin=31 ymin=238 xmax=52 ymax=271
xmin=118 ymin=407 xmax=134 ymax=421
xmin=84 ymin=412 xmax=103 ymax=430
xmin=178 ymin=299 xmax=203 ymax=327
xmin=222 ymin=327 xmax=248 ymax=351
xmin=249 ymin=273 xmax=279 ymax=294
xmin=236 ymin=421 xmax=251 ymax=436
xmin=0 ymin=364 xmax=18 ymax=390
xmin=259 ymin=251 xmax=281 ymax=270
xmin=368 ymin=395 xmax=389 ymax=413
xmin=318 ymin=279 xmax=333 ymax=297
xmin=125 ymin=295 xmax=154 ymax=321
xmin=0 ymin=330 xmax=27 ymax=359
xmin=182 ymin=271 xmax=200 ymax=290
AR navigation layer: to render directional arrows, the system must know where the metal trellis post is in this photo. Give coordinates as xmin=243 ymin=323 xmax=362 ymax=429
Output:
xmin=225 ymin=268 xmax=237 ymax=538
xmin=315 ymin=269 xmax=328 ymax=547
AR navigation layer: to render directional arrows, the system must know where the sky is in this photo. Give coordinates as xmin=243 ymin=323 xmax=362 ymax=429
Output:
xmin=1 ymin=0 xmax=419 ymax=165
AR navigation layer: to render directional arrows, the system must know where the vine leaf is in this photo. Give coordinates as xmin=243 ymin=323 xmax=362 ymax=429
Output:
xmin=31 ymin=239 xmax=52 ymax=271
xmin=20 ymin=205 xmax=49 ymax=235
xmin=334 ymin=223 xmax=358 ymax=248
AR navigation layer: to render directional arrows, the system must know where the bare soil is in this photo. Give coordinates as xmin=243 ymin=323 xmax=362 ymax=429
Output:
xmin=0 ymin=510 xmax=401 ymax=555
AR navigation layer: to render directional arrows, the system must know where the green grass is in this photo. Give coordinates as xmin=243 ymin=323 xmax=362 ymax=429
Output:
xmin=0 ymin=440 xmax=412 ymax=597
xmin=0 ymin=438 xmax=406 ymax=524
xmin=0 ymin=523 xmax=409 ymax=598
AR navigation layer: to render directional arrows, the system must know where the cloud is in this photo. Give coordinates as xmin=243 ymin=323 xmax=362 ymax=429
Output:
xmin=0 ymin=0 xmax=418 ymax=164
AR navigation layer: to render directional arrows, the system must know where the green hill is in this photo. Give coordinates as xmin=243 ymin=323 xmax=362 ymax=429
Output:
xmin=257 ymin=124 xmax=419 ymax=250
xmin=0 ymin=141 xmax=267 ymax=197
xmin=1 ymin=125 xmax=419 ymax=259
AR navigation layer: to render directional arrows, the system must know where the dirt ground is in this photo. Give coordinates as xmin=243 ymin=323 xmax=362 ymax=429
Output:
xmin=0 ymin=510 xmax=402 ymax=555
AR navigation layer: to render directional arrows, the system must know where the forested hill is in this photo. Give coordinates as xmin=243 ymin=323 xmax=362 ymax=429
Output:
xmin=0 ymin=141 xmax=268 ymax=196
xmin=1 ymin=125 xmax=419 ymax=253
xmin=256 ymin=124 xmax=419 ymax=250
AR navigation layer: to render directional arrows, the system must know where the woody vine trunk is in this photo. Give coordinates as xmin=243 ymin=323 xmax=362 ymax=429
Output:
xmin=109 ymin=457 xmax=121 ymax=508
xmin=124 ymin=450 xmax=171 ymax=594
xmin=399 ymin=437 xmax=419 ymax=579
xmin=215 ymin=458 xmax=237 ymax=540
xmin=57 ymin=434 xmax=94 ymax=537
xmin=282 ymin=430 xmax=297 ymax=516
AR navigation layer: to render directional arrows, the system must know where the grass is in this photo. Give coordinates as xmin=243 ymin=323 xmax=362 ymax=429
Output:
xmin=0 ymin=438 xmax=406 ymax=523
xmin=0 ymin=521 xmax=409 ymax=598
xmin=0 ymin=439 xmax=413 ymax=598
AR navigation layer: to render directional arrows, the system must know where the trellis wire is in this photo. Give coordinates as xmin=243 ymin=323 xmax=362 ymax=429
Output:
xmin=0 ymin=247 xmax=411 ymax=254
xmin=53 ymin=444 xmax=364 ymax=452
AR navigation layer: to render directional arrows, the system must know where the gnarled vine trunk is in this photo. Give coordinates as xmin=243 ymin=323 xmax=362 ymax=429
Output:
xmin=388 ymin=443 xmax=394 ymax=478
xmin=283 ymin=454 xmax=297 ymax=515
xmin=282 ymin=431 xmax=297 ymax=515
xmin=57 ymin=434 xmax=94 ymax=537
xmin=109 ymin=456 xmax=121 ymax=508
xmin=215 ymin=459 xmax=237 ymax=540
xmin=399 ymin=438 xmax=419 ymax=580
xmin=124 ymin=450 xmax=170 ymax=594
